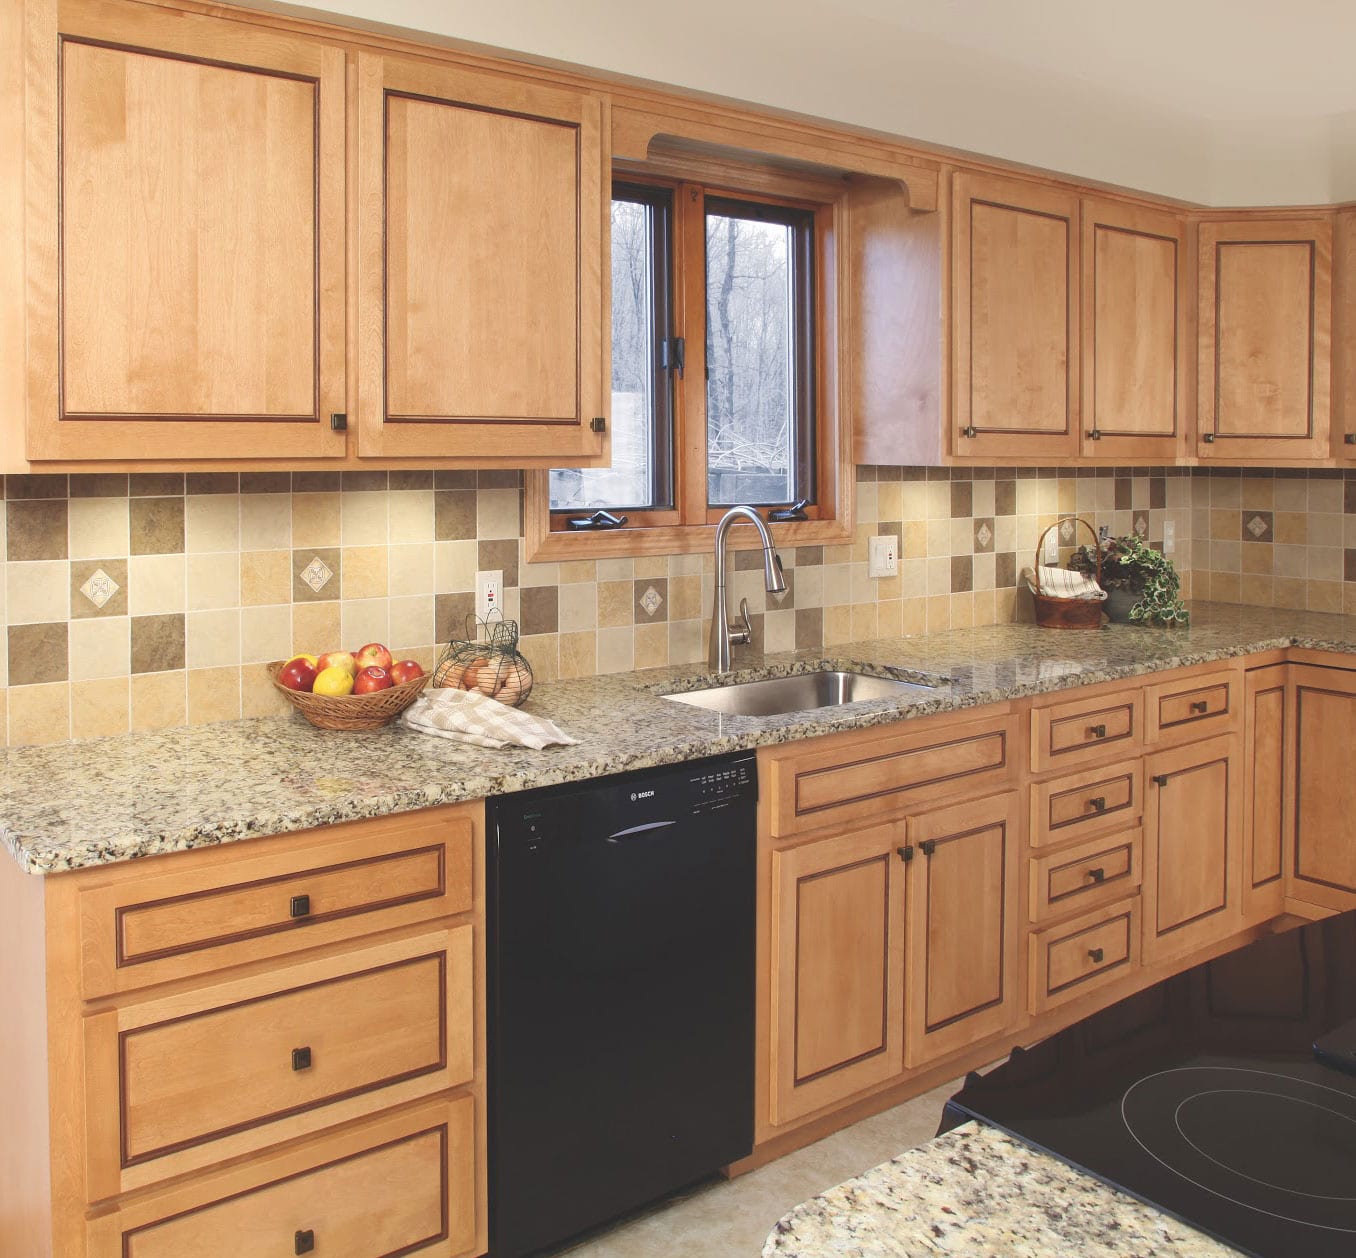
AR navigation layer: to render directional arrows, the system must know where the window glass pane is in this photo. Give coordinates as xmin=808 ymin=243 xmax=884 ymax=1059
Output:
xmin=550 ymin=196 xmax=663 ymax=512
xmin=706 ymin=209 xmax=798 ymax=506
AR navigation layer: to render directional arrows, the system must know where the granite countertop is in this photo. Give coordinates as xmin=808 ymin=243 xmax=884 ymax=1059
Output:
xmin=763 ymin=1121 xmax=1240 ymax=1257
xmin=5 ymin=601 xmax=1355 ymax=875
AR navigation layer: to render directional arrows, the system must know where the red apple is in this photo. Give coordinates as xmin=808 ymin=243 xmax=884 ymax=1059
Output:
xmin=277 ymin=657 xmax=319 ymax=692
xmin=353 ymin=665 xmax=393 ymax=694
xmin=316 ymin=650 xmax=357 ymax=676
xmin=355 ymin=642 xmax=393 ymax=671
xmin=390 ymin=659 xmax=425 ymax=686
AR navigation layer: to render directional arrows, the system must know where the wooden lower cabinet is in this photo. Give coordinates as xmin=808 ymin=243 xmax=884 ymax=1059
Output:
xmin=1142 ymin=734 xmax=1243 ymax=963
xmin=1290 ymin=665 xmax=1356 ymax=910
xmin=903 ymin=792 xmax=1022 ymax=1067
xmin=768 ymin=822 xmax=906 ymax=1125
xmin=1242 ymin=665 xmax=1289 ymax=923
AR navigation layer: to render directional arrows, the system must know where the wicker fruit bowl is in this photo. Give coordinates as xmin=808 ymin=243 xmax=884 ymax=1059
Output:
xmin=267 ymin=661 xmax=430 ymax=731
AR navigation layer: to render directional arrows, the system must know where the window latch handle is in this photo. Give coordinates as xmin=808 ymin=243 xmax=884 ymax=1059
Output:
xmin=769 ymin=499 xmax=810 ymax=522
xmin=567 ymin=509 xmax=629 ymax=531
xmin=660 ymin=336 xmax=686 ymax=378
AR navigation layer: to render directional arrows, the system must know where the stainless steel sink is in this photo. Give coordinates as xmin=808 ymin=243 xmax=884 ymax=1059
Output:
xmin=661 ymin=670 xmax=946 ymax=718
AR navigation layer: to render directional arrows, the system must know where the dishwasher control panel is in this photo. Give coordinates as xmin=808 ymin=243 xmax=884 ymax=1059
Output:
xmin=690 ymin=759 xmax=755 ymax=811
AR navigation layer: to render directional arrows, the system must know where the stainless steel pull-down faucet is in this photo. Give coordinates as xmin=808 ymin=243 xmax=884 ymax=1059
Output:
xmin=709 ymin=506 xmax=787 ymax=671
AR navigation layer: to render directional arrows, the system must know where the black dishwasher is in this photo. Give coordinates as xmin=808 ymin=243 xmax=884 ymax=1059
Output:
xmin=487 ymin=752 xmax=757 ymax=1258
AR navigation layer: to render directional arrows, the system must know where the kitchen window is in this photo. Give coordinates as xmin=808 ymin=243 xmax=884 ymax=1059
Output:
xmin=526 ymin=170 xmax=848 ymax=559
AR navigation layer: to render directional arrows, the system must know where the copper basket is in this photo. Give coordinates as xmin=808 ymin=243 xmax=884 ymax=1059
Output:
xmin=1031 ymin=517 xmax=1106 ymax=630
xmin=267 ymin=662 xmax=430 ymax=731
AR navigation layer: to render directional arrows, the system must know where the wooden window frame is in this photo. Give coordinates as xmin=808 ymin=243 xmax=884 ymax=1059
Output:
xmin=526 ymin=161 xmax=853 ymax=561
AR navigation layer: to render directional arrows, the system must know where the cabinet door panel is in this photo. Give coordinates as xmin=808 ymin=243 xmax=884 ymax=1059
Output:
xmin=1142 ymin=735 xmax=1242 ymax=963
xmin=28 ymin=0 xmax=347 ymax=460
xmin=1242 ymin=666 xmax=1288 ymax=924
xmin=357 ymin=54 xmax=607 ymax=462
xmin=1291 ymin=666 xmax=1356 ymax=910
xmin=904 ymin=792 xmax=1021 ymax=1068
xmin=768 ymin=823 xmax=905 ymax=1125
xmin=953 ymin=173 xmax=1078 ymax=461
xmin=1197 ymin=219 xmax=1332 ymax=461
xmin=1081 ymin=199 xmax=1186 ymax=460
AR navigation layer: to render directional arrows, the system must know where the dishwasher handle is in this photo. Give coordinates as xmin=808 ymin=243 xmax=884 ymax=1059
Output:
xmin=605 ymin=820 xmax=680 ymax=842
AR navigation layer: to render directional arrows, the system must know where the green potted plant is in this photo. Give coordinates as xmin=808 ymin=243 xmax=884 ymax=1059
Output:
xmin=1068 ymin=534 xmax=1189 ymax=627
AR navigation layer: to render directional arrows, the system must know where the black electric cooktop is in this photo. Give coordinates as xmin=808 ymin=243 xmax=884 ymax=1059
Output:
xmin=945 ymin=912 xmax=1356 ymax=1258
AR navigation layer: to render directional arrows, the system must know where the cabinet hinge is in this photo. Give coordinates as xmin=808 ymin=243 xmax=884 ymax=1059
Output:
xmin=590 ymin=416 xmax=607 ymax=433
xmin=330 ymin=412 xmax=347 ymax=431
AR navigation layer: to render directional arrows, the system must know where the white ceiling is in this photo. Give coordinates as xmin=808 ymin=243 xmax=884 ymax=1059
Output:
xmin=278 ymin=0 xmax=1356 ymax=205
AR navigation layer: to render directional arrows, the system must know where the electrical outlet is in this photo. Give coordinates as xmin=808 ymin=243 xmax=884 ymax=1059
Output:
xmin=1043 ymin=529 xmax=1059 ymax=564
xmin=867 ymin=534 xmax=898 ymax=578
xmin=476 ymin=570 xmax=503 ymax=625
xmin=1163 ymin=521 xmax=1176 ymax=554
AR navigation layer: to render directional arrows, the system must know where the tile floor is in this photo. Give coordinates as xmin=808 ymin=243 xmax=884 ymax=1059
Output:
xmin=547 ymin=1076 xmax=964 ymax=1257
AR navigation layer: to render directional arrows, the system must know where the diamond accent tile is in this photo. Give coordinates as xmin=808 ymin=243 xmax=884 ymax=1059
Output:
xmin=640 ymin=585 xmax=663 ymax=616
xmin=79 ymin=568 xmax=119 ymax=609
xmin=300 ymin=555 xmax=334 ymax=593
xmin=1247 ymin=514 xmax=1269 ymax=539
xmin=1134 ymin=514 xmax=1149 ymax=537
xmin=975 ymin=522 xmax=993 ymax=549
xmin=1059 ymin=518 xmax=1075 ymax=542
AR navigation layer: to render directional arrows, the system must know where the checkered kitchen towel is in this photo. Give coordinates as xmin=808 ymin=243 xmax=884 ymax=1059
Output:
xmin=402 ymin=687 xmax=579 ymax=749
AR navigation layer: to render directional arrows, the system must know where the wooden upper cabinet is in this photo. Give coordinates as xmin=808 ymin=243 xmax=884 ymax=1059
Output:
xmin=952 ymin=172 xmax=1079 ymax=461
xmin=356 ymin=53 xmax=608 ymax=462
xmin=1080 ymin=199 xmax=1187 ymax=461
xmin=1196 ymin=218 xmax=1333 ymax=462
xmin=27 ymin=0 xmax=347 ymax=461
xmin=1336 ymin=210 xmax=1355 ymax=458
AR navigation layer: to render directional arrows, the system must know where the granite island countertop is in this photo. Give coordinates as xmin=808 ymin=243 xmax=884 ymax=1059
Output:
xmin=763 ymin=1121 xmax=1241 ymax=1257
xmin=6 ymin=600 xmax=1356 ymax=875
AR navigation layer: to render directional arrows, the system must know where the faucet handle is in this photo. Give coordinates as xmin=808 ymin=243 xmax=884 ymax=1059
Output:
xmin=730 ymin=597 xmax=753 ymax=645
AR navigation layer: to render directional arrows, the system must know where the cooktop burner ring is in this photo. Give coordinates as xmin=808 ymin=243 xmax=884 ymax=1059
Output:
xmin=1121 ymin=1067 xmax=1356 ymax=1233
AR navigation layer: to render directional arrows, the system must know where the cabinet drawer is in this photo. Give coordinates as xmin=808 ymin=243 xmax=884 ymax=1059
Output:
xmin=1145 ymin=670 xmax=1240 ymax=744
xmin=1031 ymin=690 xmax=1142 ymax=774
xmin=1029 ymin=830 xmax=1142 ymax=924
xmin=91 ymin=1096 xmax=478 ymax=1258
xmin=85 ymin=925 xmax=473 ymax=1196
xmin=1029 ymin=899 xmax=1140 ymax=1015
xmin=1031 ymin=762 xmax=1142 ymax=849
xmin=765 ymin=709 xmax=1020 ymax=837
xmin=77 ymin=808 xmax=475 ymax=998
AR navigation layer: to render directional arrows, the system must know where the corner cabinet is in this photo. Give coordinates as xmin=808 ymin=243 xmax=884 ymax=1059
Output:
xmin=1289 ymin=665 xmax=1356 ymax=912
xmin=355 ymin=53 xmax=609 ymax=463
xmin=25 ymin=0 xmax=348 ymax=461
xmin=1196 ymin=218 xmax=1333 ymax=462
xmin=952 ymin=172 xmax=1079 ymax=462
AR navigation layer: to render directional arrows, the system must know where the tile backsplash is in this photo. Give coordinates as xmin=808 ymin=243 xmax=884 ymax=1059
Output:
xmin=1 ymin=461 xmax=1344 ymax=748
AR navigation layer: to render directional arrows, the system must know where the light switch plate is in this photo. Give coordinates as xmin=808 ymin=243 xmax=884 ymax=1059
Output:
xmin=867 ymin=534 xmax=898 ymax=578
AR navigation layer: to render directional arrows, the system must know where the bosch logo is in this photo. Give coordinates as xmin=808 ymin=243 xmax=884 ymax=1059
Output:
xmin=631 ymin=790 xmax=655 ymax=801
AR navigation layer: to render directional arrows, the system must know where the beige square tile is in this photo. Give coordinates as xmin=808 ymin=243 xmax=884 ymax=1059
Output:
xmin=1309 ymin=478 xmax=1344 ymax=514
xmin=69 ymin=616 xmax=130 ymax=681
xmin=242 ymin=661 xmax=293 ymax=717
xmin=668 ymin=618 xmax=703 ymax=665
xmin=850 ymin=603 xmax=879 ymax=640
xmin=292 ymin=492 xmax=341 ymax=548
xmin=595 ymin=626 xmax=635 ymax=674
xmin=187 ymin=667 xmax=242 ymax=725
xmin=240 ymin=494 xmax=291 ymax=551
xmin=596 ymin=558 xmax=634 ymax=582
xmin=341 ymin=599 xmax=390 ymax=649
xmin=292 ymin=602 xmax=340 ymax=656
xmin=71 ymin=677 xmax=130 ymax=740
xmin=8 ymin=560 xmax=69 ymax=624
xmin=185 ymin=609 xmax=240 ymax=670
xmin=9 ymin=682 xmax=70 ymax=745
xmin=1272 ymin=477 xmax=1308 ymax=512
xmin=131 ymin=671 xmax=186 ymax=732
xmin=69 ymin=496 xmax=130 ymax=560
xmin=633 ymin=622 xmax=668 ymax=669
xmin=390 ymin=595 xmax=435 ymax=650
xmin=634 ymin=556 xmax=667 ymax=579
xmin=436 ymin=540 xmax=477 ymax=593
xmin=1210 ymin=477 xmax=1242 ymax=507
xmin=342 ymin=546 xmax=389 ymax=600
xmin=520 ymin=559 xmax=560 ymax=588
xmin=764 ymin=608 xmax=795 ymax=653
xmin=240 ymin=604 xmax=293 ymax=665
xmin=477 ymin=488 xmax=521 ymax=540
xmin=877 ymin=598 xmax=904 ymax=637
xmin=558 ymin=583 xmax=597 ymax=632
xmin=516 ymin=633 xmax=559 ymax=683
xmin=559 ymin=630 xmax=596 ymax=678
xmin=389 ymin=490 xmax=434 ymax=544
xmin=669 ymin=575 xmax=702 ymax=622
xmin=187 ymin=553 xmax=240 ymax=611
xmin=185 ymin=495 xmax=239 ymax=553
xmin=340 ymin=491 xmax=388 ymax=546
xmin=128 ymin=555 xmax=186 ymax=616
xmin=390 ymin=543 xmax=435 ymax=597
xmin=240 ymin=550 xmax=292 ymax=606
xmin=598 ymin=580 xmax=634 ymax=628
xmin=824 ymin=604 xmax=853 ymax=645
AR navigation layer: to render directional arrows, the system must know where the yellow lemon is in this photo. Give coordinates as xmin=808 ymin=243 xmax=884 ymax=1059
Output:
xmin=313 ymin=665 xmax=355 ymax=697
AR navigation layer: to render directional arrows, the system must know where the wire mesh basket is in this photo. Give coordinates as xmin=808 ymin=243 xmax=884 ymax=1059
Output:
xmin=431 ymin=611 xmax=534 ymax=707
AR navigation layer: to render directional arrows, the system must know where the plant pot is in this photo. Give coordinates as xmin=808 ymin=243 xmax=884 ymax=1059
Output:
xmin=1103 ymin=587 xmax=1142 ymax=624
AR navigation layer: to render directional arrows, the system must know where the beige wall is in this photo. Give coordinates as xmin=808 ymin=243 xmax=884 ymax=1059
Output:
xmin=0 ymin=466 xmax=1194 ymax=746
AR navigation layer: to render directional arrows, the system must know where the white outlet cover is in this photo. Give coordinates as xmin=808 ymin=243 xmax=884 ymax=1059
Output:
xmin=1043 ymin=530 xmax=1059 ymax=563
xmin=1163 ymin=520 xmax=1176 ymax=554
xmin=476 ymin=569 xmax=503 ymax=624
xmin=867 ymin=534 xmax=898 ymax=578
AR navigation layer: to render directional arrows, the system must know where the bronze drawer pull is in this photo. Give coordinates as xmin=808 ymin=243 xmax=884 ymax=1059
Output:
xmin=289 ymin=894 xmax=311 ymax=919
xmin=1189 ymin=700 xmax=1209 ymax=714
xmin=897 ymin=845 xmax=915 ymax=863
xmin=1088 ymin=796 xmax=1106 ymax=813
xmin=1088 ymin=947 xmax=1105 ymax=963
xmin=1088 ymin=723 xmax=1107 ymax=739
xmin=920 ymin=839 xmax=937 ymax=858
xmin=291 ymin=1046 xmax=312 ymax=1072
xmin=1087 ymin=867 xmax=1106 ymax=883
xmin=295 ymin=1230 xmax=316 ymax=1255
